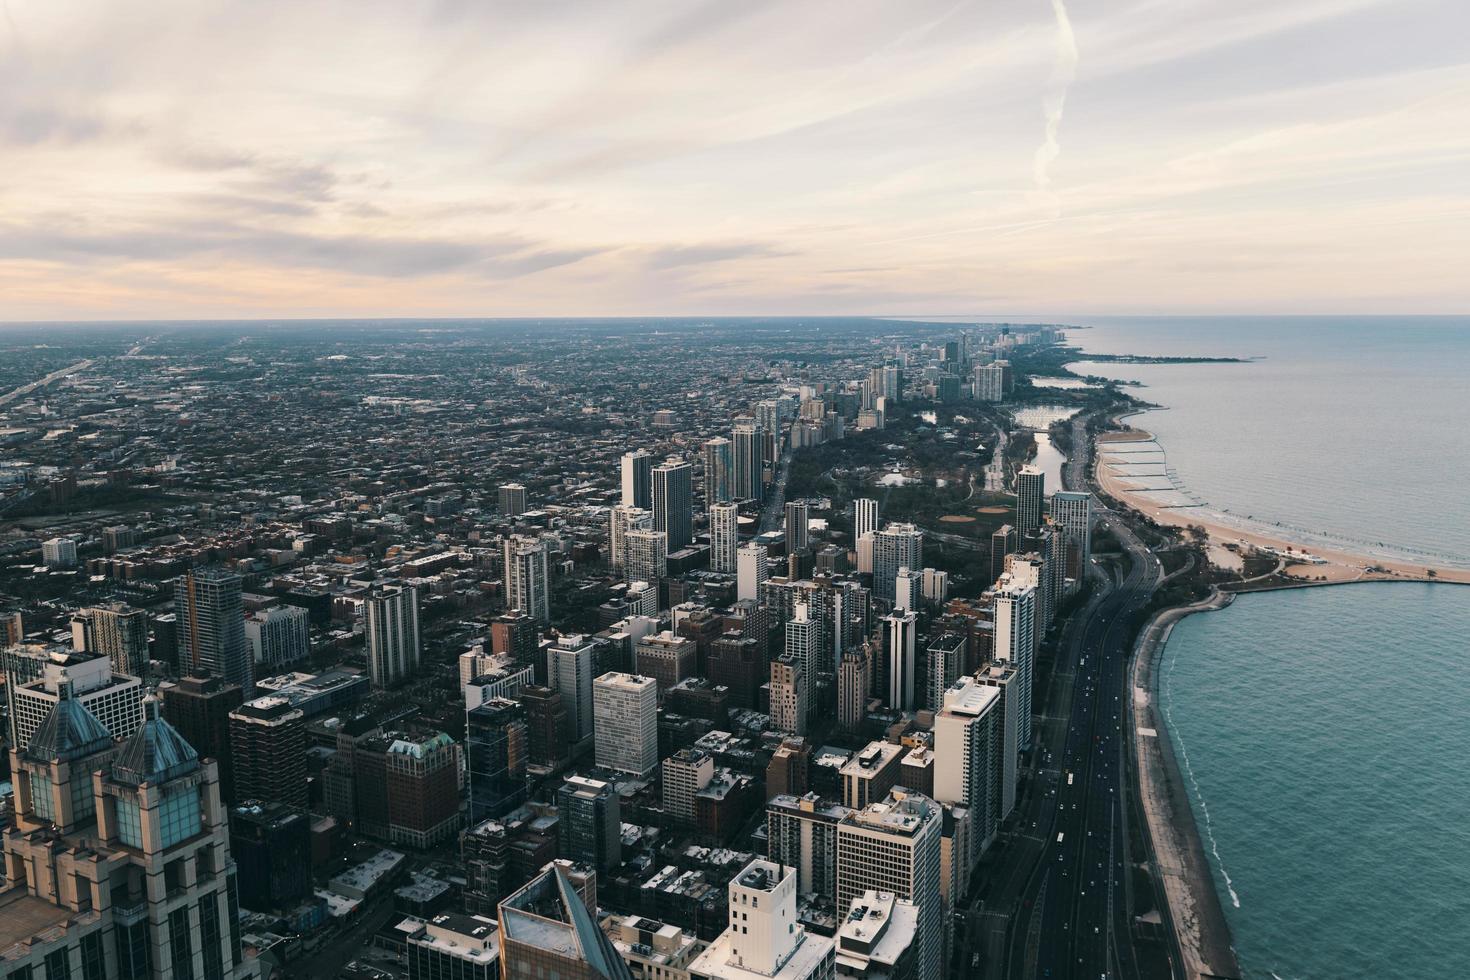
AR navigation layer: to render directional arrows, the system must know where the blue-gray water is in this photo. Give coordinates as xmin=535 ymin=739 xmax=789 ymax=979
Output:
xmin=1068 ymin=315 xmax=1470 ymax=565
xmin=1161 ymin=584 xmax=1470 ymax=979
xmin=1056 ymin=316 xmax=1470 ymax=977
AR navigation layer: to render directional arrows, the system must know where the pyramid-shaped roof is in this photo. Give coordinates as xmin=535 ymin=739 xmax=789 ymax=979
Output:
xmin=111 ymin=697 xmax=200 ymax=787
xmin=25 ymin=681 xmax=112 ymax=763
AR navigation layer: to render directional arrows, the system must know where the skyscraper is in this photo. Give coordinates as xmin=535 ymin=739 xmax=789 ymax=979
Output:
xmin=623 ymin=528 xmax=667 ymax=586
xmin=976 ymin=661 xmax=1020 ymax=826
xmin=467 ymin=697 xmax=528 ymax=823
xmin=593 ymin=672 xmax=658 ymax=776
xmin=766 ymin=794 xmax=852 ymax=902
xmin=925 ymin=633 xmax=966 ymax=713
xmin=994 ymin=584 xmax=1037 ymax=749
xmin=769 ymin=655 xmax=806 ymax=735
xmin=621 ymin=449 xmax=654 ymax=509
xmin=499 ymin=483 xmax=528 ymax=516
xmin=652 ymin=459 xmax=694 ymax=551
xmin=784 ymin=500 xmax=809 ymax=554
xmin=853 ymin=498 xmax=879 ymax=544
xmin=990 ymin=523 xmax=1017 ymax=584
xmin=934 ymin=676 xmax=1002 ymax=860
xmin=365 ymin=583 xmax=421 ymax=687
xmin=838 ymin=646 xmax=869 ymax=731
xmin=608 ymin=504 xmax=651 ymax=572
xmin=1015 ymin=465 xmax=1045 ymax=538
xmin=732 ymin=417 xmax=764 ymax=502
xmin=556 ymin=775 xmax=621 ymax=871
xmin=547 ymin=634 xmax=597 ymax=743
xmin=784 ymin=602 xmax=818 ymax=680
xmin=709 ymin=501 xmax=739 ymax=573
xmin=245 ymin=603 xmax=311 ymax=671
xmin=498 ymin=865 xmax=634 ymax=980
xmin=883 ymin=612 xmax=918 ymax=712
xmin=873 ymin=524 xmax=922 ymax=602
xmin=737 ymin=542 xmax=769 ymax=602
xmin=158 ymin=675 xmax=245 ymax=803
xmin=229 ymin=695 xmax=307 ymax=808
xmin=893 ymin=566 xmax=920 ymax=613
xmin=70 ymin=602 xmax=150 ymax=676
xmin=177 ymin=566 xmax=254 ymax=694
xmin=6 ymin=648 xmax=143 ymax=749
xmin=1051 ymin=490 xmax=1094 ymax=580
xmin=836 ymin=791 xmax=943 ymax=980
xmin=4 ymin=694 xmax=258 ymax=980
xmin=703 ymin=436 xmax=733 ymax=507
xmin=503 ymin=535 xmax=551 ymax=623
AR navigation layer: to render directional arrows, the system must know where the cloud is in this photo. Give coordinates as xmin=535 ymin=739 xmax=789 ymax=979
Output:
xmin=643 ymin=242 xmax=795 ymax=270
xmin=1033 ymin=0 xmax=1079 ymax=203
xmin=0 ymin=219 xmax=603 ymax=280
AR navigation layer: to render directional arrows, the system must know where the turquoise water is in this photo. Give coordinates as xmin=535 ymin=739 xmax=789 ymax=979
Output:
xmin=1161 ymin=583 xmax=1470 ymax=979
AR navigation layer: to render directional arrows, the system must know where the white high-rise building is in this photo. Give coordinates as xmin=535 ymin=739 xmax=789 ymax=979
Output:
xmin=1004 ymin=555 xmax=1048 ymax=649
xmin=548 ymin=634 xmax=597 ymax=742
xmin=884 ymin=612 xmax=918 ymax=712
xmin=609 ymin=504 xmax=651 ymax=572
xmin=836 ymin=792 xmax=943 ymax=980
xmin=593 ymin=672 xmax=658 ymax=776
xmin=710 ymin=502 xmax=740 ymax=573
xmin=244 ymin=604 xmax=311 ymax=669
xmin=652 ymin=459 xmax=694 ymax=552
xmin=737 ymin=543 xmax=769 ymax=602
xmin=784 ymin=602 xmax=818 ymax=680
xmin=688 ymin=859 xmax=835 ymax=980
xmin=704 ymin=436 xmax=734 ymax=507
xmin=7 ymin=648 xmax=144 ymax=748
xmin=365 ymin=583 xmax=421 ymax=688
xmin=934 ymin=676 xmax=1002 ymax=860
xmin=893 ymin=567 xmax=920 ymax=613
xmin=994 ymin=584 xmax=1037 ymax=749
xmin=1051 ymin=490 xmax=1094 ymax=579
xmin=1015 ymin=465 xmax=1045 ymax=538
xmin=503 ymin=534 xmax=551 ymax=623
xmin=624 ymin=529 xmax=668 ymax=587
xmin=40 ymin=537 xmax=77 ymax=568
xmin=921 ymin=567 xmax=950 ymax=603
xmin=973 ymin=361 xmax=1006 ymax=402
xmin=853 ymin=498 xmax=878 ymax=544
xmin=855 ymin=533 xmax=875 ymax=574
xmin=621 ymin=449 xmax=654 ymax=509
xmin=498 ymin=482 xmax=527 ymax=516
xmin=873 ymin=524 xmax=922 ymax=602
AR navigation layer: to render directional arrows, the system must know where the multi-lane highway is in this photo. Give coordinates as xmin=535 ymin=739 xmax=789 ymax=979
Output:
xmin=957 ymin=412 xmax=1172 ymax=980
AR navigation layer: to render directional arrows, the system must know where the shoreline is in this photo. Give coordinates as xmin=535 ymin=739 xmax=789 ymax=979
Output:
xmin=1130 ymin=590 xmax=1242 ymax=980
xmin=1096 ymin=421 xmax=1470 ymax=585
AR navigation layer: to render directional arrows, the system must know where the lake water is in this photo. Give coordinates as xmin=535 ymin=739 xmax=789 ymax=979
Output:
xmin=1060 ymin=316 xmax=1470 ymax=979
xmin=1066 ymin=316 xmax=1470 ymax=566
xmin=1161 ymin=584 xmax=1470 ymax=979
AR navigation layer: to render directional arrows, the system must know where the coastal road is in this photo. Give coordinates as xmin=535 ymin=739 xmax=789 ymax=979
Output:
xmin=1022 ymin=507 xmax=1162 ymax=980
xmin=956 ymin=410 xmax=1172 ymax=980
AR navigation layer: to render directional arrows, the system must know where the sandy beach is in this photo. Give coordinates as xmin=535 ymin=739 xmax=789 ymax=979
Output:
xmin=1097 ymin=428 xmax=1470 ymax=586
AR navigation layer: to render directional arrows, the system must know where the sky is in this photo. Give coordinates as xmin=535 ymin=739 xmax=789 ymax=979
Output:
xmin=4 ymin=0 xmax=1469 ymax=320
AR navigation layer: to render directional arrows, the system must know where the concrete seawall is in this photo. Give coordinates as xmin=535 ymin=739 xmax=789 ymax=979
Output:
xmin=1130 ymin=590 xmax=1242 ymax=980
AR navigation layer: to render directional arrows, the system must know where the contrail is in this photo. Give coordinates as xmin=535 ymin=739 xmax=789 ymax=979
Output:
xmin=1033 ymin=0 xmax=1079 ymax=203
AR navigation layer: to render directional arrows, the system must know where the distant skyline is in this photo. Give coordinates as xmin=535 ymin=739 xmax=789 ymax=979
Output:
xmin=4 ymin=0 xmax=1469 ymax=320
